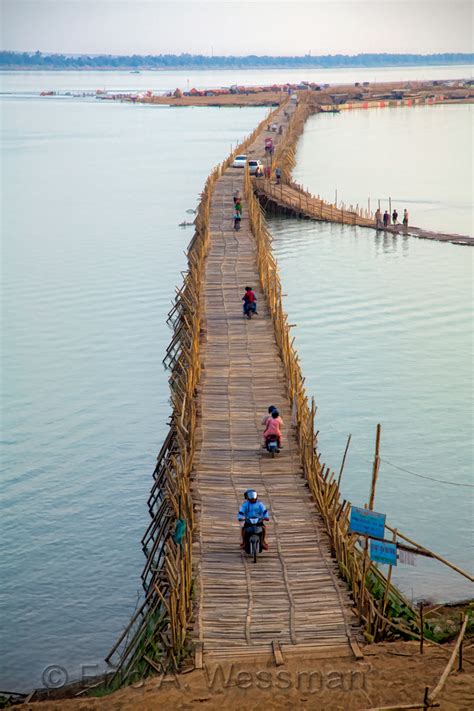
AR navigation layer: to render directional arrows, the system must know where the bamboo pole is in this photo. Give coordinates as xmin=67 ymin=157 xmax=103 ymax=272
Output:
xmin=419 ymin=601 xmax=424 ymax=654
xmin=369 ymin=424 xmax=382 ymax=510
xmin=337 ymin=434 xmax=352 ymax=488
xmin=363 ymin=702 xmax=439 ymax=711
xmin=427 ymin=614 xmax=469 ymax=703
xmin=379 ymin=527 xmax=397 ymax=638
xmin=458 ymin=613 xmax=464 ymax=672
xmin=385 ymin=525 xmax=474 ymax=582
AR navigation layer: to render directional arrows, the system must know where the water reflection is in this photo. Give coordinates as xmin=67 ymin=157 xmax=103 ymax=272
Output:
xmin=293 ymin=105 xmax=472 ymax=236
xmin=269 ymin=216 xmax=473 ymax=603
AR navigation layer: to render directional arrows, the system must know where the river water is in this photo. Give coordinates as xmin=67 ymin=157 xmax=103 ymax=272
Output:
xmin=1 ymin=64 xmax=472 ymax=95
xmin=1 ymin=69 xmax=472 ymax=691
xmin=1 ymin=96 xmax=268 ymax=691
xmin=292 ymin=104 xmax=472 ymax=236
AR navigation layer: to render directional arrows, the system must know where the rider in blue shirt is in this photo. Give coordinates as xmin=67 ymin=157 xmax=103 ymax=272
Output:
xmin=238 ymin=490 xmax=269 ymax=550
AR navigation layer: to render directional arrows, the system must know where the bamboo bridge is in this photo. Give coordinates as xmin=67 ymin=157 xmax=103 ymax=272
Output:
xmin=191 ymin=106 xmax=360 ymax=664
xmin=106 ymin=95 xmax=472 ymax=685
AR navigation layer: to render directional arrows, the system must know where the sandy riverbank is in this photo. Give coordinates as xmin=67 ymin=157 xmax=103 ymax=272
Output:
xmin=12 ymin=638 xmax=474 ymax=710
xmin=129 ymin=78 xmax=473 ymax=107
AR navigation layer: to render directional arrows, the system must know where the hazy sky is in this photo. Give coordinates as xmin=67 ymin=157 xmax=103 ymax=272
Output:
xmin=2 ymin=0 xmax=473 ymax=56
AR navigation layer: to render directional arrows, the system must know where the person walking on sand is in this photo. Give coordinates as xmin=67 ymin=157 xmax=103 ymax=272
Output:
xmin=383 ymin=210 xmax=389 ymax=228
xmin=392 ymin=208 xmax=398 ymax=225
xmin=403 ymin=209 xmax=409 ymax=229
xmin=375 ymin=207 xmax=382 ymax=229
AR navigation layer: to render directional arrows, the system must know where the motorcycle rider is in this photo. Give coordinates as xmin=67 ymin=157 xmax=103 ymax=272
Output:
xmin=261 ymin=405 xmax=284 ymax=429
xmin=238 ymin=489 xmax=269 ymax=550
xmin=242 ymin=286 xmax=257 ymax=318
xmin=263 ymin=408 xmax=282 ymax=449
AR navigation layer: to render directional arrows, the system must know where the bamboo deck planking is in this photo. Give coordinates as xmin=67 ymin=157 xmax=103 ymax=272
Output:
xmin=192 ymin=103 xmax=359 ymax=661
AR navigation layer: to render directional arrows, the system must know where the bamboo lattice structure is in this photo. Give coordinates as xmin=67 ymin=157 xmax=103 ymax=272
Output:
xmin=243 ymin=166 xmax=427 ymax=644
xmin=106 ymin=101 xmax=289 ymax=681
xmin=262 ymin=92 xmax=377 ymax=226
xmin=105 ymin=94 xmax=471 ymax=687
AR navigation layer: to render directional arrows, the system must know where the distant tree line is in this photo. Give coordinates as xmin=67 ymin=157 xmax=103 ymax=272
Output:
xmin=1 ymin=51 xmax=472 ymax=70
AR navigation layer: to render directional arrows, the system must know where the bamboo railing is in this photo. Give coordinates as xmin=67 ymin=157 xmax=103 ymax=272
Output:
xmin=256 ymin=178 xmax=377 ymax=226
xmin=106 ymin=100 xmax=289 ymax=684
xmin=265 ymin=93 xmax=377 ymax=228
xmin=243 ymin=166 xmax=426 ymax=644
xmin=106 ymin=94 xmax=469 ymax=687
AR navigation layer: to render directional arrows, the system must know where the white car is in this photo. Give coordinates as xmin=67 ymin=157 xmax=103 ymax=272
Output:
xmin=248 ymin=159 xmax=264 ymax=176
xmin=232 ymin=155 xmax=247 ymax=168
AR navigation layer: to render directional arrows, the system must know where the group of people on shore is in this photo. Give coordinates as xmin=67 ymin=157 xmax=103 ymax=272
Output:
xmin=375 ymin=207 xmax=409 ymax=230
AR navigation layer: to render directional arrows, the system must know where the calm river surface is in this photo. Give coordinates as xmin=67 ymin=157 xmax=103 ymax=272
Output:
xmin=1 ymin=70 xmax=472 ymax=691
xmin=1 ymin=96 xmax=267 ymax=690
xmin=293 ymin=104 xmax=472 ymax=236
xmin=270 ymin=219 xmax=473 ymax=605
xmin=1 ymin=64 xmax=472 ymax=95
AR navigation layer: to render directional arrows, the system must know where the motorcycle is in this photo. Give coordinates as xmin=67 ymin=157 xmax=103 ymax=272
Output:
xmin=265 ymin=434 xmax=280 ymax=458
xmin=243 ymin=517 xmax=265 ymax=563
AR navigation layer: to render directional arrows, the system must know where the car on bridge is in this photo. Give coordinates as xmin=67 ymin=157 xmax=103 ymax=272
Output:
xmin=248 ymin=159 xmax=264 ymax=176
xmin=232 ymin=154 xmax=247 ymax=168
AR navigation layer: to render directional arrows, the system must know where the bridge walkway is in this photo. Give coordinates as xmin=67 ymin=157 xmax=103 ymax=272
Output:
xmin=192 ymin=104 xmax=361 ymax=663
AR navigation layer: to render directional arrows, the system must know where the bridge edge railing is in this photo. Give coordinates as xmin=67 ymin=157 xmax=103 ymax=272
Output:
xmin=244 ymin=166 xmax=423 ymax=645
xmin=104 ymin=98 xmax=290 ymax=685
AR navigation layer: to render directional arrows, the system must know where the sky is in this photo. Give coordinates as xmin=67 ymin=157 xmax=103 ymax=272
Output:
xmin=1 ymin=0 xmax=473 ymax=56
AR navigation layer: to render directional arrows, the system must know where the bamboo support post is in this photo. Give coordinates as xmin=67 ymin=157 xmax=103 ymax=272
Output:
xmin=419 ymin=601 xmax=424 ymax=654
xmin=337 ymin=434 xmax=351 ymax=488
xmin=369 ymin=424 xmax=381 ymax=510
xmin=427 ymin=614 xmax=469 ymax=704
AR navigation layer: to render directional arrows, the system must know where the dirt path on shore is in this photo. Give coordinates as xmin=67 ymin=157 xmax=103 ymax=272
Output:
xmin=16 ymin=640 xmax=474 ymax=710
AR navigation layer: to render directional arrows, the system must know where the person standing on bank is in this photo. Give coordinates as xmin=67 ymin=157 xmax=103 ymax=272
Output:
xmin=383 ymin=210 xmax=389 ymax=228
xmin=375 ymin=207 xmax=382 ymax=229
xmin=403 ymin=209 xmax=409 ymax=229
xmin=392 ymin=208 xmax=398 ymax=225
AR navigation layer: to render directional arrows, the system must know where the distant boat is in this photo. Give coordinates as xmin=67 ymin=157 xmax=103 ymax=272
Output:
xmin=130 ymin=70 xmax=141 ymax=74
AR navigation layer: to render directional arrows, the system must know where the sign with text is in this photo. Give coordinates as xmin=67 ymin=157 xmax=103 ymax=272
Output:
xmin=370 ymin=539 xmax=398 ymax=566
xmin=349 ymin=506 xmax=386 ymax=539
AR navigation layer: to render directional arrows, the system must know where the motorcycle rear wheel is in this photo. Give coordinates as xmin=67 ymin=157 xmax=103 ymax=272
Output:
xmin=250 ymin=538 xmax=258 ymax=563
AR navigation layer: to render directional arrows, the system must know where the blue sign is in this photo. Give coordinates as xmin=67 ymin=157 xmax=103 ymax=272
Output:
xmin=349 ymin=506 xmax=386 ymax=539
xmin=370 ymin=539 xmax=398 ymax=566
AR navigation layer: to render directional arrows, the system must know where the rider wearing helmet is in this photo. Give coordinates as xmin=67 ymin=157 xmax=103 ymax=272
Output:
xmin=238 ymin=489 xmax=269 ymax=550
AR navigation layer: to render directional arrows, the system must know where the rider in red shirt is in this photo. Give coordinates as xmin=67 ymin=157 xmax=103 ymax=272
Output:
xmin=242 ymin=286 xmax=257 ymax=317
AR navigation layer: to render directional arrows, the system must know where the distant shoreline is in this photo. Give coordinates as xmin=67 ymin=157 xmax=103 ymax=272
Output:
xmin=1 ymin=51 xmax=472 ymax=72
xmin=1 ymin=63 xmax=473 ymax=72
